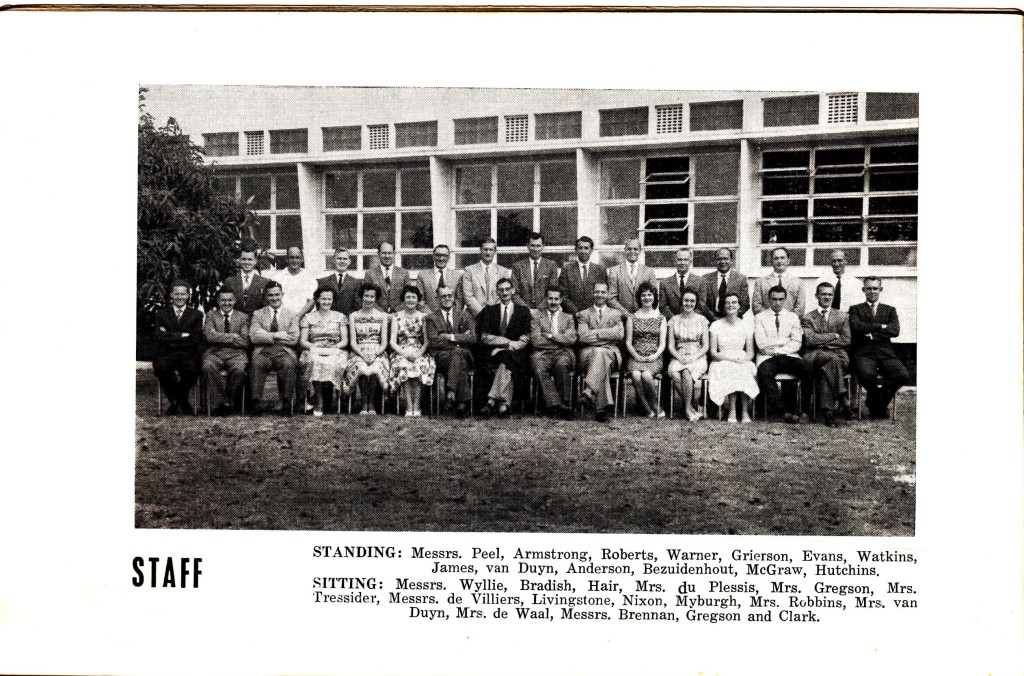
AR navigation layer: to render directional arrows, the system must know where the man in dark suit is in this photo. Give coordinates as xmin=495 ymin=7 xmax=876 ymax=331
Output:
xmin=699 ymin=247 xmax=750 ymax=321
xmin=800 ymin=282 xmax=851 ymax=427
xmin=417 ymin=244 xmax=463 ymax=313
xmin=153 ymin=280 xmax=204 ymax=415
xmin=220 ymin=244 xmax=270 ymax=315
xmin=558 ymin=236 xmax=608 ymax=316
xmin=425 ymin=285 xmax=476 ymax=417
xmin=660 ymin=247 xmax=709 ymax=318
xmin=317 ymin=248 xmax=361 ymax=315
xmin=476 ymin=278 xmax=532 ymax=417
xmin=202 ymin=287 xmax=250 ymax=415
xmin=363 ymin=241 xmax=410 ymax=313
xmin=512 ymin=233 xmax=561 ymax=311
xmin=848 ymin=276 xmax=910 ymax=419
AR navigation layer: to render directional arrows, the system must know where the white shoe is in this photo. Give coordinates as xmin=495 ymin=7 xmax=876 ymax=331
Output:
xmin=312 ymin=410 xmax=323 ymax=417
xmin=657 ymin=410 xmax=666 ymax=419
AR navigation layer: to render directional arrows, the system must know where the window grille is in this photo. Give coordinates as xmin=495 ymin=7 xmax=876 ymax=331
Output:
xmin=323 ymin=126 xmax=361 ymax=151
xmin=395 ymin=121 xmax=437 ymax=148
xmin=763 ymin=95 xmax=820 ymax=127
xmin=655 ymin=104 xmax=685 ymax=134
xmin=454 ymin=117 xmax=499 ymax=145
xmin=269 ymin=128 xmax=308 ymax=154
xmin=827 ymin=93 xmax=858 ymax=124
xmin=535 ymin=111 xmax=582 ymax=140
xmin=245 ymin=131 xmax=264 ymax=155
xmin=599 ymin=107 xmax=649 ymax=137
xmin=202 ymin=132 xmax=238 ymax=157
xmin=865 ymin=92 xmax=919 ymax=121
xmin=368 ymin=124 xmax=390 ymax=150
xmin=690 ymin=100 xmax=743 ymax=131
xmin=505 ymin=115 xmax=529 ymax=142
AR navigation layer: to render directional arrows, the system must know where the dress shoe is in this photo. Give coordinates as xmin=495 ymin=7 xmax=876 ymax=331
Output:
xmin=179 ymin=401 xmax=195 ymax=416
xmin=496 ymin=404 xmax=510 ymax=419
xmin=559 ymin=406 xmax=576 ymax=421
xmin=798 ymin=413 xmax=812 ymax=424
xmin=783 ymin=413 xmax=800 ymax=424
xmin=821 ymin=410 xmax=837 ymax=428
xmin=595 ymin=409 xmax=610 ymax=423
xmin=455 ymin=403 xmax=467 ymax=418
xmin=579 ymin=390 xmax=595 ymax=410
xmin=280 ymin=399 xmax=293 ymax=416
xmin=870 ymin=408 xmax=890 ymax=420
xmin=479 ymin=404 xmax=494 ymax=418
xmin=839 ymin=403 xmax=855 ymax=420
xmin=165 ymin=402 xmax=179 ymax=415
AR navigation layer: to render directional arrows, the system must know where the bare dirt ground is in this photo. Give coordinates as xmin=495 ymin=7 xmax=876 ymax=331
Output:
xmin=135 ymin=371 xmax=915 ymax=535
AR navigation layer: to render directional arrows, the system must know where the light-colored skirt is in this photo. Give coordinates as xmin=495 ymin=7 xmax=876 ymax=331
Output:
xmin=668 ymin=356 xmax=708 ymax=379
xmin=344 ymin=353 xmax=391 ymax=393
xmin=707 ymin=360 xmax=759 ymax=405
xmin=300 ymin=347 xmax=349 ymax=392
xmin=626 ymin=356 xmax=664 ymax=376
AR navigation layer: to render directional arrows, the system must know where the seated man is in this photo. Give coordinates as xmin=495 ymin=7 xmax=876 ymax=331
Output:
xmin=476 ymin=278 xmax=531 ymax=417
xmin=577 ymin=281 xmax=624 ymax=422
xmin=800 ymin=282 xmax=851 ymax=427
xmin=425 ymin=285 xmax=476 ymax=417
xmin=848 ymin=276 xmax=910 ymax=419
xmin=202 ymin=287 xmax=250 ymax=416
xmin=530 ymin=286 xmax=577 ymax=420
xmin=153 ymin=280 xmax=204 ymax=415
xmin=248 ymin=281 xmax=300 ymax=416
xmin=754 ymin=285 xmax=803 ymax=423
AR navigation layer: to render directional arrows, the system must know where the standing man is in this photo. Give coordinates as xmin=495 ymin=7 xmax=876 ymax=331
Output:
xmin=153 ymin=281 xmax=204 ymax=415
xmin=476 ymin=278 xmax=532 ymax=417
xmin=848 ymin=276 xmax=910 ymax=419
xmin=462 ymin=237 xmax=511 ymax=317
xmin=417 ymin=244 xmax=463 ymax=313
xmin=815 ymin=249 xmax=860 ymax=311
xmin=248 ymin=281 xmax=300 ymax=416
xmin=424 ymin=285 xmax=476 ymax=417
xmin=220 ymin=242 xmax=269 ymax=315
xmin=317 ymin=248 xmax=361 ymax=315
xmin=607 ymin=237 xmax=657 ymax=314
xmin=699 ymin=247 xmax=749 ymax=321
xmin=202 ymin=287 xmax=250 ymax=416
xmin=660 ymin=247 xmax=707 ymax=318
xmin=512 ymin=233 xmax=561 ymax=311
xmin=364 ymin=241 xmax=410 ymax=313
xmin=752 ymin=246 xmax=806 ymax=315
xmin=800 ymin=282 xmax=851 ymax=427
xmin=577 ymin=281 xmax=624 ymax=423
xmin=753 ymin=286 xmax=804 ymax=423
xmin=530 ymin=286 xmax=577 ymax=420
xmin=272 ymin=246 xmax=317 ymax=317
xmin=558 ymin=236 xmax=608 ymax=316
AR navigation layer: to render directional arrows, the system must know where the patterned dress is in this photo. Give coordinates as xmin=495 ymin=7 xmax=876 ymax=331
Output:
xmin=299 ymin=310 xmax=348 ymax=392
xmin=344 ymin=309 xmax=391 ymax=393
xmin=388 ymin=310 xmax=436 ymax=386
xmin=626 ymin=313 xmax=665 ymax=375
xmin=667 ymin=312 xmax=709 ymax=379
xmin=707 ymin=318 xmax=759 ymax=405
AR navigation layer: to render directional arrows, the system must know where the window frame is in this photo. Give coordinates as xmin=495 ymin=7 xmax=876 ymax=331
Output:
xmin=217 ymin=171 xmax=302 ymax=255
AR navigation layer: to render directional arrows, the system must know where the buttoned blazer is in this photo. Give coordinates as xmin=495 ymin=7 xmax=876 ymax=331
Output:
xmin=249 ymin=305 xmax=300 ymax=358
xmin=416 ymin=267 xmax=465 ymax=313
xmin=606 ymin=262 xmax=658 ymax=314
xmin=848 ymin=302 xmax=901 ymax=358
xmin=752 ymin=272 xmax=806 ymax=316
xmin=800 ymin=308 xmax=851 ymax=353
xmin=154 ymin=306 xmax=204 ymax=356
xmin=203 ymin=309 xmax=250 ymax=352
xmin=659 ymin=272 xmax=709 ymax=319
xmin=699 ymin=269 xmax=750 ymax=321
xmin=576 ymin=305 xmax=624 ymax=361
xmin=364 ymin=266 xmax=411 ymax=314
xmin=557 ymin=260 xmax=608 ymax=316
xmin=753 ymin=308 xmax=802 ymax=366
xmin=316 ymin=272 xmax=362 ymax=315
xmin=425 ymin=308 xmax=476 ymax=353
xmin=511 ymin=257 xmax=561 ymax=310
xmin=530 ymin=309 xmax=578 ymax=352
xmin=220 ymin=273 xmax=270 ymax=315
xmin=462 ymin=262 xmax=513 ymax=316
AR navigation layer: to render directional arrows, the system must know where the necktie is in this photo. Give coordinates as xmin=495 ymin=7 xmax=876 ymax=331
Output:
xmin=582 ymin=264 xmax=588 ymax=281
xmin=833 ymin=278 xmax=841 ymax=309
xmin=384 ymin=269 xmax=391 ymax=286
xmin=531 ymin=260 xmax=538 ymax=286
xmin=445 ymin=311 xmax=453 ymax=332
xmin=499 ymin=305 xmax=508 ymax=334
xmin=270 ymin=309 xmax=278 ymax=332
xmin=550 ymin=312 xmax=558 ymax=335
xmin=775 ymin=312 xmax=780 ymax=332
xmin=223 ymin=312 xmax=231 ymax=332
xmin=174 ymin=308 xmax=182 ymax=321
xmin=337 ymin=273 xmax=344 ymax=288
xmin=777 ymin=274 xmax=782 ymax=287
xmin=438 ymin=269 xmax=445 ymax=289
xmin=484 ymin=266 xmax=491 ymax=301
xmin=597 ymin=307 xmax=603 ymax=323
xmin=821 ymin=310 xmax=828 ymax=328
xmin=870 ymin=304 xmax=876 ymax=319
xmin=718 ymin=275 xmax=727 ymax=314
xmin=243 ymin=273 xmax=251 ymax=289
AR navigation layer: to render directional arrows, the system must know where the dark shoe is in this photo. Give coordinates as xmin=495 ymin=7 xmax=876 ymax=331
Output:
xmin=248 ymin=400 xmax=263 ymax=416
xmin=579 ymin=390 xmax=594 ymax=410
xmin=869 ymin=408 xmax=889 ymax=420
xmin=798 ymin=413 xmax=812 ymax=424
xmin=595 ymin=409 xmax=610 ymax=423
xmin=165 ymin=402 xmax=179 ymax=415
xmin=821 ymin=410 xmax=837 ymax=428
xmin=839 ymin=404 xmax=855 ymax=420
xmin=783 ymin=413 xmax=800 ymax=424
xmin=496 ymin=404 xmax=510 ymax=419
xmin=479 ymin=404 xmax=494 ymax=418
xmin=280 ymin=399 xmax=293 ymax=417
xmin=179 ymin=401 xmax=195 ymax=415
xmin=559 ymin=405 xmax=576 ymax=421
xmin=454 ymin=403 xmax=467 ymax=419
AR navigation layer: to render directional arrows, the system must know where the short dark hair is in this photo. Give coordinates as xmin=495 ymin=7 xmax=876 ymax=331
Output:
xmin=216 ymin=286 xmax=236 ymax=299
xmin=263 ymin=281 xmax=283 ymax=296
xmin=634 ymin=280 xmax=659 ymax=309
xmin=545 ymin=285 xmax=561 ymax=297
xmin=433 ymin=244 xmax=450 ymax=254
xmin=770 ymin=246 xmax=790 ymax=258
xmin=723 ymin=291 xmax=741 ymax=303
xmin=528 ymin=232 xmax=544 ymax=244
xmin=496 ymin=277 xmax=514 ymax=289
xmin=481 ymin=237 xmax=497 ymax=247
xmin=313 ymin=286 xmax=335 ymax=302
xmin=768 ymin=285 xmax=788 ymax=298
xmin=863 ymin=275 xmax=882 ymax=286
xmin=239 ymin=241 xmax=259 ymax=256
xmin=815 ymin=282 xmax=835 ymax=294
xmin=576 ymin=236 xmax=595 ymax=248
xmin=358 ymin=281 xmax=381 ymax=301
xmin=401 ymin=284 xmax=422 ymax=302
xmin=681 ymin=287 xmax=700 ymax=301
xmin=377 ymin=241 xmax=394 ymax=252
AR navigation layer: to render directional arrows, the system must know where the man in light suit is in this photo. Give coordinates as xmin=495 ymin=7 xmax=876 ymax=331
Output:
xmin=202 ymin=287 xmax=250 ymax=416
xmin=153 ymin=280 xmax=204 ymax=415
xmin=219 ymin=243 xmax=269 ymax=315
xmin=363 ymin=241 xmax=410 ymax=313
xmin=476 ymin=278 xmax=532 ymax=417
xmin=660 ymin=247 xmax=708 ymax=319
xmin=462 ymin=237 xmax=511 ymax=318
xmin=530 ymin=286 xmax=577 ymax=419
xmin=607 ymin=237 xmax=658 ymax=315
xmin=558 ymin=236 xmax=608 ymax=316
xmin=752 ymin=246 xmax=806 ymax=315
xmin=577 ymin=281 xmax=624 ymax=422
xmin=248 ymin=281 xmax=300 ymax=416
xmin=425 ymin=285 xmax=476 ymax=417
xmin=512 ymin=233 xmax=561 ymax=311
xmin=317 ymin=248 xmax=361 ymax=315
xmin=754 ymin=286 xmax=804 ymax=423
xmin=699 ymin=247 xmax=750 ymax=321
xmin=848 ymin=276 xmax=910 ymax=419
xmin=814 ymin=249 xmax=861 ymax=311
xmin=416 ymin=244 xmax=463 ymax=313
xmin=800 ymin=282 xmax=851 ymax=427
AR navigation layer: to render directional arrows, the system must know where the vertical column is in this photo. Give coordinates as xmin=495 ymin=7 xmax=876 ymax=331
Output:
xmin=430 ymin=156 xmax=455 ymax=248
xmin=736 ymin=139 xmax=760 ymax=276
xmin=297 ymin=162 xmax=325 ymax=273
xmin=576 ymin=148 xmax=600 ymax=244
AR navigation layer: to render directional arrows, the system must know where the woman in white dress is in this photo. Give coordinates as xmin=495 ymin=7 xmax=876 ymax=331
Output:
xmin=388 ymin=285 xmax=435 ymax=417
xmin=299 ymin=286 xmax=349 ymax=416
xmin=708 ymin=292 xmax=759 ymax=423
xmin=667 ymin=287 xmax=710 ymax=421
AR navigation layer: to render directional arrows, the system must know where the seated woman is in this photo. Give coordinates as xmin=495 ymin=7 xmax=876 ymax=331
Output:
xmin=708 ymin=292 xmax=758 ymax=423
xmin=343 ymin=283 xmax=391 ymax=415
xmin=299 ymin=287 xmax=348 ymax=416
xmin=667 ymin=287 xmax=710 ymax=421
xmin=388 ymin=285 xmax=435 ymax=417
xmin=624 ymin=281 xmax=667 ymax=418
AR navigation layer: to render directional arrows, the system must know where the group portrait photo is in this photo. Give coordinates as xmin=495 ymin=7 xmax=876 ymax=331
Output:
xmin=136 ymin=85 xmax=917 ymax=535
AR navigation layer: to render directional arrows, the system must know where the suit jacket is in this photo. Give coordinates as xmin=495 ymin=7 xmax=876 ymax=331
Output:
xmin=699 ymin=269 xmax=750 ymax=321
xmin=753 ymin=308 xmax=802 ymax=366
xmin=476 ymin=301 xmax=532 ymax=372
xmin=558 ymin=260 xmax=608 ymax=316
xmin=606 ymin=262 xmax=658 ymax=314
xmin=364 ymin=265 xmax=411 ymax=314
xmin=317 ymin=272 xmax=362 ymax=315
xmin=220 ymin=273 xmax=270 ymax=315
xmin=530 ymin=308 xmax=578 ymax=353
xmin=462 ymin=261 xmax=513 ymax=316
xmin=249 ymin=305 xmax=300 ymax=358
xmin=848 ymin=302 xmax=901 ymax=358
xmin=425 ymin=307 xmax=476 ymax=353
xmin=202 ymin=309 xmax=250 ymax=354
xmin=576 ymin=305 xmax=624 ymax=361
xmin=416 ymin=267 xmax=464 ymax=314
xmin=800 ymin=307 xmax=851 ymax=354
xmin=511 ymin=257 xmax=561 ymax=310
xmin=659 ymin=271 xmax=709 ymax=318
xmin=154 ymin=306 xmax=204 ymax=356
xmin=752 ymin=271 xmax=806 ymax=316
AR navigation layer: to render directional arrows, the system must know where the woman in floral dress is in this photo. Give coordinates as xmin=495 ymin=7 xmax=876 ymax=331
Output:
xmin=344 ymin=283 xmax=391 ymax=415
xmin=388 ymin=285 xmax=435 ymax=417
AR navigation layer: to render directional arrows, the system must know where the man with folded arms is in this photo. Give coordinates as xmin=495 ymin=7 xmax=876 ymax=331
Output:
xmin=153 ymin=280 xmax=204 ymax=415
xmin=425 ymin=285 xmax=476 ymax=417
xmin=248 ymin=281 xmax=300 ymax=416
xmin=476 ymin=278 xmax=531 ymax=418
xmin=577 ymin=281 xmax=624 ymax=423
xmin=530 ymin=286 xmax=577 ymax=420
xmin=202 ymin=287 xmax=250 ymax=415
xmin=754 ymin=285 xmax=804 ymax=423
xmin=800 ymin=282 xmax=851 ymax=427
xmin=848 ymin=276 xmax=910 ymax=419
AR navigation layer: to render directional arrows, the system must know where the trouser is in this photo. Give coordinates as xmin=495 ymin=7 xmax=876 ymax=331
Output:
xmin=434 ymin=347 xmax=473 ymax=404
xmin=250 ymin=346 xmax=297 ymax=404
xmin=154 ymin=352 xmax=199 ymax=406
xmin=487 ymin=365 xmax=514 ymax=405
xmin=580 ymin=346 xmax=620 ymax=410
xmin=531 ymin=349 xmax=575 ymax=409
xmin=801 ymin=350 xmax=848 ymax=414
xmin=202 ymin=350 xmax=248 ymax=409
xmin=853 ymin=355 xmax=910 ymax=414
xmin=756 ymin=355 xmax=803 ymax=416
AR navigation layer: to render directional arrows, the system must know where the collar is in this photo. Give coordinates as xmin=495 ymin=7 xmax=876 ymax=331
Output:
xmin=381 ymin=265 xmax=392 ymax=275
xmin=172 ymin=305 xmax=186 ymax=314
